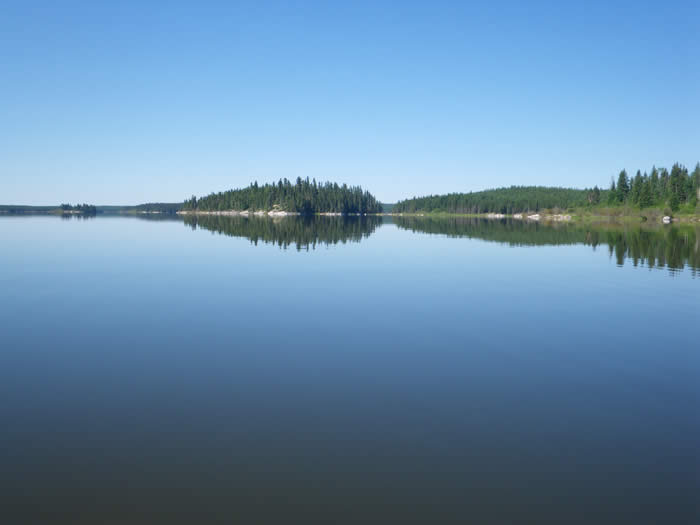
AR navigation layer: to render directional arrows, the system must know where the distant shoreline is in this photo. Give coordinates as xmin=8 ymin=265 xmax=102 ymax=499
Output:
xmin=4 ymin=207 xmax=699 ymax=224
xmin=388 ymin=210 xmax=700 ymax=224
xmin=177 ymin=209 xmax=699 ymax=224
xmin=177 ymin=210 xmax=373 ymax=217
xmin=0 ymin=208 xmax=95 ymax=216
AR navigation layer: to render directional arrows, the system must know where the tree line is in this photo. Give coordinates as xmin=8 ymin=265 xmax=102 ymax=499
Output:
xmin=183 ymin=178 xmax=382 ymax=214
xmin=607 ymin=163 xmax=700 ymax=212
xmin=393 ymin=162 xmax=700 ymax=214
xmin=393 ymin=186 xmax=597 ymax=214
xmin=0 ymin=205 xmax=56 ymax=214
xmin=129 ymin=202 xmax=182 ymax=213
xmin=60 ymin=203 xmax=97 ymax=215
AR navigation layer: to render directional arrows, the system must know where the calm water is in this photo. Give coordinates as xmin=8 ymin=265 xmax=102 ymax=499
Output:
xmin=1 ymin=215 xmax=698 ymax=524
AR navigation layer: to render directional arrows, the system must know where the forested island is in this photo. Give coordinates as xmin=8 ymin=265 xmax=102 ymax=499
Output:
xmin=394 ymin=162 xmax=700 ymax=220
xmin=182 ymin=178 xmax=382 ymax=215
xmin=60 ymin=203 xmax=97 ymax=215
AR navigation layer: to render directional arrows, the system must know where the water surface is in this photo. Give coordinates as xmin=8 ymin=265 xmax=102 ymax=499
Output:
xmin=1 ymin=215 xmax=698 ymax=524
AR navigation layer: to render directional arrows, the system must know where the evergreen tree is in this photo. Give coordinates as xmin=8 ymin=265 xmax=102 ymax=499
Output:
xmin=639 ymin=179 xmax=653 ymax=208
xmin=691 ymin=163 xmax=700 ymax=206
xmin=650 ymin=167 xmax=660 ymax=202
xmin=669 ymin=164 xmax=685 ymax=204
xmin=608 ymin=178 xmax=617 ymax=204
xmin=629 ymin=171 xmax=643 ymax=205
xmin=616 ymin=170 xmax=630 ymax=203
xmin=183 ymin=179 xmax=382 ymax=214
xmin=587 ymin=186 xmax=601 ymax=205
xmin=394 ymin=186 xmax=601 ymax=214
xmin=659 ymin=168 xmax=670 ymax=201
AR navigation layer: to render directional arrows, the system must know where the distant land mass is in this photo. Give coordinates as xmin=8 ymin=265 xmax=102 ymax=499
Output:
xmin=0 ymin=203 xmax=182 ymax=215
xmin=394 ymin=186 xmax=598 ymax=214
xmin=0 ymin=203 xmax=98 ymax=215
xmin=182 ymin=177 xmax=382 ymax=215
xmin=97 ymin=203 xmax=183 ymax=214
xmin=394 ymin=162 xmax=700 ymax=221
xmin=3 ymin=162 xmax=698 ymax=221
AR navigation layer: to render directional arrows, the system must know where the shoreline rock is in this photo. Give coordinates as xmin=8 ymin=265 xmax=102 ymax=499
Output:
xmin=548 ymin=214 xmax=572 ymax=222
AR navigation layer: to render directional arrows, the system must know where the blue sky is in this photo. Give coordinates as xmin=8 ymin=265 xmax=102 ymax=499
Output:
xmin=1 ymin=0 xmax=698 ymax=205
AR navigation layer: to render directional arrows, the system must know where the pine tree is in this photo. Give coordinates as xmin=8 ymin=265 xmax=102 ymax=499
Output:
xmin=608 ymin=179 xmax=617 ymax=204
xmin=639 ymin=179 xmax=653 ymax=208
xmin=629 ymin=171 xmax=643 ymax=205
xmin=616 ymin=170 xmax=630 ymax=203
xmin=649 ymin=167 xmax=660 ymax=203
xmin=691 ymin=163 xmax=700 ymax=206
xmin=587 ymin=186 xmax=601 ymax=205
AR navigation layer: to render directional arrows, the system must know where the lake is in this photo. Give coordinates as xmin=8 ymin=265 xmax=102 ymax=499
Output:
xmin=1 ymin=215 xmax=698 ymax=524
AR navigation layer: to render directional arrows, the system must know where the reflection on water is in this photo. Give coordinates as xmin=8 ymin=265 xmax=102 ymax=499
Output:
xmin=183 ymin=214 xmax=382 ymax=250
xmin=395 ymin=216 xmax=700 ymax=275
xmin=179 ymin=214 xmax=700 ymax=274
xmin=132 ymin=213 xmax=700 ymax=274
xmin=59 ymin=213 xmax=97 ymax=220
xmin=1 ymin=215 xmax=698 ymax=524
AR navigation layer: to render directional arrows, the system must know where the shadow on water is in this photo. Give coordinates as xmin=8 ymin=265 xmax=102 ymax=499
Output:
xmin=394 ymin=216 xmax=700 ymax=275
xmin=182 ymin=214 xmax=383 ymax=250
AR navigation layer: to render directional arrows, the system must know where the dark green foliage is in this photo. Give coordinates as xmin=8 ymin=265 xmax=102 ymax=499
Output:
xmin=0 ymin=205 xmax=57 ymax=214
xmin=690 ymin=163 xmax=700 ymax=207
xmin=659 ymin=168 xmax=670 ymax=201
xmin=650 ymin=168 xmax=660 ymax=201
xmin=1 ymin=203 xmax=180 ymax=215
xmin=183 ymin=178 xmax=382 ymax=215
xmin=394 ymin=162 xmax=698 ymax=214
xmin=587 ymin=186 xmax=601 ymax=205
xmin=1 ymin=203 xmax=97 ymax=215
xmin=60 ymin=203 xmax=97 ymax=215
xmin=629 ymin=171 xmax=643 ymax=205
xmin=639 ymin=178 xmax=653 ymax=209
xmin=394 ymin=186 xmax=599 ymax=214
xmin=94 ymin=203 xmax=182 ymax=214
xmin=607 ymin=179 xmax=617 ymax=204
xmin=130 ymin=203 xmax=182 ymax=213
xmin=616 ymin=170 xmax=630 ymax=203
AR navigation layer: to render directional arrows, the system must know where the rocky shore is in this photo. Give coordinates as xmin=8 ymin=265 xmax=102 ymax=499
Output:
xmin=176 ymin=210 xmax=372 ymax=217
xmin=177 ymin=209 xmax=299 ymax=217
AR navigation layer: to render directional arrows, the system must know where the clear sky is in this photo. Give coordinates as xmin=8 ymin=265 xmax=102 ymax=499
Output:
xmin=2 ymin=1 xmax=698 ymax=205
